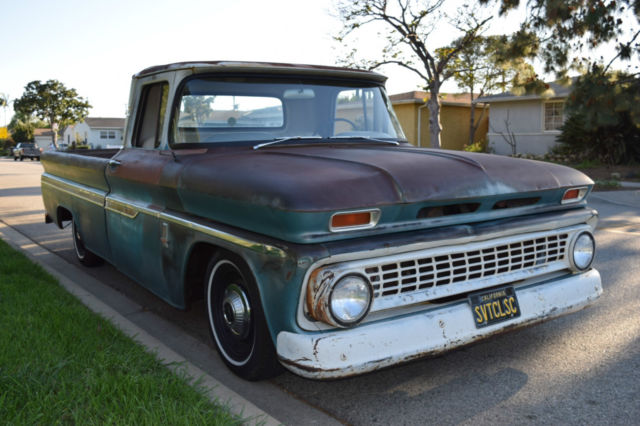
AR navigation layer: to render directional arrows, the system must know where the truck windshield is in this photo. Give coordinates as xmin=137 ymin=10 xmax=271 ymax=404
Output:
xmin=170 ymin=77 xmax=406 ymax=146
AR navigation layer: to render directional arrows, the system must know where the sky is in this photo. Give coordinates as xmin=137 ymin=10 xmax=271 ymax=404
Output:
xmin=0 ymin=0 xmax=635 ymax=127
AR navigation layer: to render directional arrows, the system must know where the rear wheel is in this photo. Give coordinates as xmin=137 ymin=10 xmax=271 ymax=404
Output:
xmin=205 ymin=251 xmax=282 ymax=380
xmin=19 ymin=156 xmax=23 ymax=161
xmin=72 ymin=220 xmax=102 ymax=266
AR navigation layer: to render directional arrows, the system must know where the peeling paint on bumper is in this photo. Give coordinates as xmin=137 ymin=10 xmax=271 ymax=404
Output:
xmin=277 ymin=269 xmax=602 ymax=379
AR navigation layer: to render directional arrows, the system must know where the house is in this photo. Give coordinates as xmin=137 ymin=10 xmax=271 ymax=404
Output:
xmin=33 ymin=128 xmax=56 ymax=150
xmin=62 ymin=117 xmax=125 ymax=148
xmin=390 ymin=91 xmax=489 ymax=150
xmin=477 ymin=81 xmax=572 ymax=155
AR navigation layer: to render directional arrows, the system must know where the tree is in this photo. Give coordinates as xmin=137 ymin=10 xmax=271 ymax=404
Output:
xmin=0 ymin=93 xmax=9 ymax=130
xmin=481 ymin=0 xmax=640 ymax=117
xmin=8 ymin=117 xmax=34 ymax=142
xmin=490 ymin=109 xmax=518 ymax=155
xmin=13 ymin=80 xmax=91 ymax=148
xmin=444 ymin=35 xmax=536 ymax=145
xmin=335 ymin=1 xmax=493 ymax=148
xmin=7 ymin=111 xmax=47 ymax=142
xmin=557 ymin=68 xmax=640 ymax=164
xmin=482 ymin=0 xmax=639 ymax=77
xmin=479 ymin=1 xmax=640 ymax=158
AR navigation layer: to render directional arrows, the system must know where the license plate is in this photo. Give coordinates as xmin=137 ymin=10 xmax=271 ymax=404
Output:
xmin=469 ymin=286 xmax=521 ymax=329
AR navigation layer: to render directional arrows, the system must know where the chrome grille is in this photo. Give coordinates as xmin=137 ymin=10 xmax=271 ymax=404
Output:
xmin=365 ymin=233 xmax=569 ymax=299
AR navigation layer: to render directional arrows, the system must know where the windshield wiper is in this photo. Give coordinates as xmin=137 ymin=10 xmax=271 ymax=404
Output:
xmin=327 ymin=135 xmax=401 ymax=146
xmin=253 ymin=136 xmax=323 ymax=150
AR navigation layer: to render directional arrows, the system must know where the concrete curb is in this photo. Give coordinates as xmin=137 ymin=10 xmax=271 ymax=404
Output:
xmin=0 ymin=221 xmax=281 ymax=426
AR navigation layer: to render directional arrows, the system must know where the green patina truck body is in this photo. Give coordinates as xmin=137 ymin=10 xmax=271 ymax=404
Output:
xmin=41 ymin=61 xmax=602 ymax=380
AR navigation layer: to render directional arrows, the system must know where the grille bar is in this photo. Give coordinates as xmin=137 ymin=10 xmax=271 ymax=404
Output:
xmin=365 ymin=233 xmax=569 ymax=300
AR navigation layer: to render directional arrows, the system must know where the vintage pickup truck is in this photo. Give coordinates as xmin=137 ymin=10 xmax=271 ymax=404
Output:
xmin=40 ymin=61 xmax=602 ymax=380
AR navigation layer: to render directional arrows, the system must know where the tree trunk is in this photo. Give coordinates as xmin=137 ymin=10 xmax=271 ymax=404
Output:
xmin=50 ymin=120 xmax=58 ymax=148
xmin=427 ymin=85 xmax=442 ymax=149
xmin=469 ymin=102 xmax=476 ymax=146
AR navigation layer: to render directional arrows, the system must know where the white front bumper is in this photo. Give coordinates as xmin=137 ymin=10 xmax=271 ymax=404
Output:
xmin=277 ymin=269 xmax=602 ymax=379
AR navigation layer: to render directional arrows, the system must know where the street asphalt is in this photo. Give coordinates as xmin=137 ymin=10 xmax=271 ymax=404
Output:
xmin=0 ymin=158 xmax=638 ymax=425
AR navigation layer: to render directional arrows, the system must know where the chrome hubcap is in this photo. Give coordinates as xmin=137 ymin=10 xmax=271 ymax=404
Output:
xmin=222 ymin=284 xmax=251 ymax=339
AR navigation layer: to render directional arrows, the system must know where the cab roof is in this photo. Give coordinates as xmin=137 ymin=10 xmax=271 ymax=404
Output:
xmin=134 ymin=60 xmax=387 ymax=83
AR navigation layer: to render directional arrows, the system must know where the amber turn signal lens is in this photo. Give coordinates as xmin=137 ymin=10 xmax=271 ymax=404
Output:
xmin=561 ymin=187 xmax=588 ymax=204
xmin=331 ymin=212 xmax=371 ymax=229
xmin=563 ymin=189 xmax=579 ymax=201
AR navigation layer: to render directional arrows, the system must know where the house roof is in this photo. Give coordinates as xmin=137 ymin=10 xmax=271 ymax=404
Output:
xmin=84 ymin=117 xmax=125 ymax=129
xmin=476 ymin=79 xmax=575 ymax=104
xmin=389 ymin=91 xmax=482 ymax=106
xmin=34 ymin=128 xmax=55 ymax=137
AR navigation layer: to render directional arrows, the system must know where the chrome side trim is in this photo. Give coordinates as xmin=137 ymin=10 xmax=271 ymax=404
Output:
xmin=42 ymin=173 xmax=286 ymax=258
xmin=105 ymin=197 xmax=139 ymax=219
xmin=105 ymin=195 xmax=287 ymax=258
xmin=41 ymin=173 xmax=105 ymax=207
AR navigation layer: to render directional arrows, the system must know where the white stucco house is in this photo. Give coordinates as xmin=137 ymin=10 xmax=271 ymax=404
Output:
xmin=477 ymin=81 xmax=572 ymax=156
xmin=62 ymin=117 xmax=125 ymax=148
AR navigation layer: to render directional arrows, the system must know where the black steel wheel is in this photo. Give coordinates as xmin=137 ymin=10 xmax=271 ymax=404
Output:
xmin=72 ymin=219 xmax=102 ymax=267
xmin=205 ymin=251 xmax=282 ymax=381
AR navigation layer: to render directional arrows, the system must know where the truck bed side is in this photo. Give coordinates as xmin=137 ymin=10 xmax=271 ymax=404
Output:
xmin=41 ymin=149 xmax=120 ymax=261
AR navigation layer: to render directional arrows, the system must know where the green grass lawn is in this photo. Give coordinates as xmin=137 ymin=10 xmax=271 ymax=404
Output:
xmin=0 ymin=238 xmax=239 ymax=425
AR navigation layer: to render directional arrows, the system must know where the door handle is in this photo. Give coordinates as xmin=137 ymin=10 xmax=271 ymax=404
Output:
xmin=108 ymin=159 xmax=121 ymax=168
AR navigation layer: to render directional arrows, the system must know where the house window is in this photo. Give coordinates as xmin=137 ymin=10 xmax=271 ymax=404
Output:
xmin=544 ymin=101 xmax=564 ymax=131
xmin=100 ymin=130 xmax=116 ymax=139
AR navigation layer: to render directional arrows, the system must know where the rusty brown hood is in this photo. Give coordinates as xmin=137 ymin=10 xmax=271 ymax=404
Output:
xmin=179 ymin=144 xmax=593 ymax=212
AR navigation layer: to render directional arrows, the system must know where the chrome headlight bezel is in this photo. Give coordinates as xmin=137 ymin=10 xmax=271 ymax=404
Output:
xmin=328 ymin=274 xmax=373 ymax=327
xmin=306 ymin=270 xmax=373 ymax=328
xmin=569 ymin=231 xmax=595 ymax=271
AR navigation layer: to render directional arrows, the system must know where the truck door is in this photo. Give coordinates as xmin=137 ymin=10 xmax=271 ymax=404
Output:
xmin=104 ymin=82 xmax=174 ymax=300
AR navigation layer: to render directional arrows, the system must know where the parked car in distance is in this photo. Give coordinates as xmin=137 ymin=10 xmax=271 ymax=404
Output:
xmin=13 ymin=142 xmax=41 ymax=161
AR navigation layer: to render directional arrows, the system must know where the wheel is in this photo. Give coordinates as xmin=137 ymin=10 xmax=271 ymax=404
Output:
xmin=205 ymin=251 xmax=282 ymax=380
xmin=30 ymin=157 xmax=34 ymax=161
xmin=72 ymin=219 xmax=103 ymax=266
xmin=13 ymin=157 xmax=17 ymax=161
xmin=19 ymin=156 xmax=23 ymax=161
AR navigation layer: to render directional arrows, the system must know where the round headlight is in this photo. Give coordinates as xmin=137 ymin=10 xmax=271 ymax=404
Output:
xmin=572 ymin=232 xmax=595 ymax=271
xmin=329 ymin=275 xmax=372 ymax=327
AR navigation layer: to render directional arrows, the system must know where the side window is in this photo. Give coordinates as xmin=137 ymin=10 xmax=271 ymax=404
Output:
xmin=133 ymin=82 xmax=169 ymax=148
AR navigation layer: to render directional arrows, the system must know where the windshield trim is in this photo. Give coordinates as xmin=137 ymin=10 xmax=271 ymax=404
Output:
xmin=168 ymin=73 xmax=401 ymax=148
